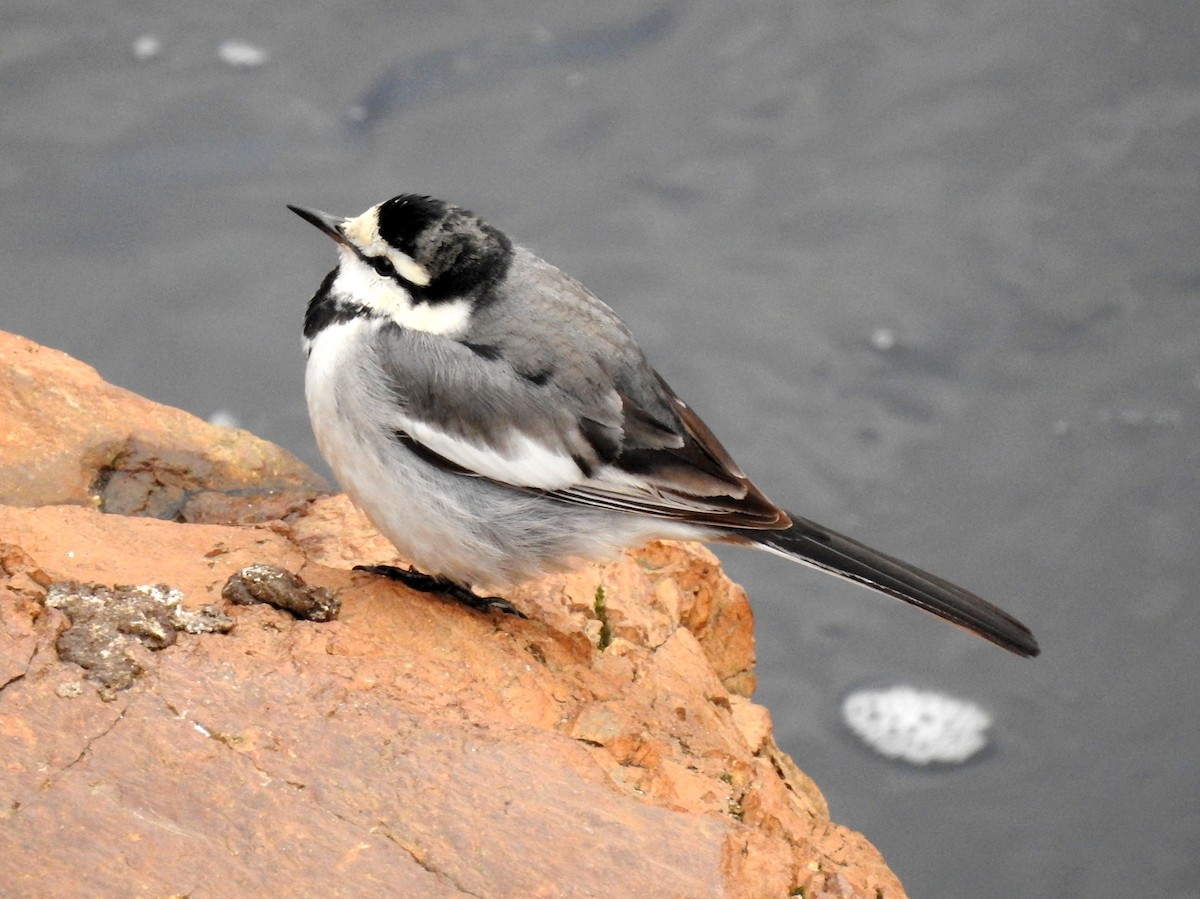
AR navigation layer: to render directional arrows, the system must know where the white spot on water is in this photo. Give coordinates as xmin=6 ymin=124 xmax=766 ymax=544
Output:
xmin=217 ymin=40 xmax=268 ymax=68
xmin=842 ymin=685 xmax=992 ymax=765
xmin=870 ymin=327 xmax=896 ymax=351
xmin=132 ymin=34 xmax=162 ymax=61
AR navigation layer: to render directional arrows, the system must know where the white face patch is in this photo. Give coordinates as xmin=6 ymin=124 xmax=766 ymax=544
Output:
xmin=341 ymin=206 xmax=431 ymax=287
xmin=333 ymin=252 xmax=472 ymax=337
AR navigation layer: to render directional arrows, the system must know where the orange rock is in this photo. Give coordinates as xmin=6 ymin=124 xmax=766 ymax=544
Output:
xmin=0 ymin=330 xmax=907 ymax=898
xmin=0 ymin=330 xmax=324 ymax=516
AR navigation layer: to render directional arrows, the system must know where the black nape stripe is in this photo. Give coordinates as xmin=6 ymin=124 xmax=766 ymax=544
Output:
xmin=374 ymin=194 xmax=514 ymax=304
xmin=376 ymin=196 xmax=447 ymax=258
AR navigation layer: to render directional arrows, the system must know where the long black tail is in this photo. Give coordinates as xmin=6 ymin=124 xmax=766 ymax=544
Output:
xmin=752 ymin=514 xmax=1040 ymax=657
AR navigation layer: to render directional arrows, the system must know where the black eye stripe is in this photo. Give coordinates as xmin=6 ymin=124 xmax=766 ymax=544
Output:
xmin=369 ymin=255 xmax=398 ymax=278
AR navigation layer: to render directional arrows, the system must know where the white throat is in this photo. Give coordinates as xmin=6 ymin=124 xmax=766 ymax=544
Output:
xmin=333 ymin=252 xmax=471 ymax=338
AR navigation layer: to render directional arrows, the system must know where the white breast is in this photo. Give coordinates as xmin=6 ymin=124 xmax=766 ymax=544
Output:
xmin=303 ymin=317 xmax=507 ymax=580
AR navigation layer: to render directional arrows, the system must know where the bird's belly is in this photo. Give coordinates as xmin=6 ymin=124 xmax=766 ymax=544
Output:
xmin=305 ymin=326 xmax=485 ymax=579
xmin=303 ymin=320 xmax=702 ymax=588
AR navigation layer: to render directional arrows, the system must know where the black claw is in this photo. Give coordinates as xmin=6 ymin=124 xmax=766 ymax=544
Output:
xmin=354 ymin=564 xmax=527 ymax=618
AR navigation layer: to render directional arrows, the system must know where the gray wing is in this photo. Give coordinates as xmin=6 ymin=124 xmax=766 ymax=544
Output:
xmin=373 ymin=249 xmax=786 ymax=529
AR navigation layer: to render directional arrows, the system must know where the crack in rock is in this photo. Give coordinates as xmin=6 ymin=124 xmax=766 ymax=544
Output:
xmin=0 ymin=645 xmax=34 ymax=693
xmin=156 ymin=693 xmax=478 ymax=895
xmin=371 ymin=823 xmax=485 ymax=898
xmin=32 ymin=704 xmax=130 ymax=800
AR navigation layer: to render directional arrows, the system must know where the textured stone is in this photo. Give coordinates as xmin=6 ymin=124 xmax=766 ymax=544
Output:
xmin=0 ymin=331 xmax=908 ymax=897
xmin=0 ymin=330 xmax=324 ymax=517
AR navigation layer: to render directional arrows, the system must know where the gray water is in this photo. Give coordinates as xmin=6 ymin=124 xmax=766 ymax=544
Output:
xmin=4 ymin=1 xmax=1198 ymax=895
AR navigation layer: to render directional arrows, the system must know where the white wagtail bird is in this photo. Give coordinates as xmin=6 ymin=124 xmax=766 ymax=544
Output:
xmin=289 ymin=194 xmax=1039 ymax=657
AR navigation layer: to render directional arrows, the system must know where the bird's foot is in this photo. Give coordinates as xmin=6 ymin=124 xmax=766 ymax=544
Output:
xmin=354 ymin=564 xmax=527 ymax=618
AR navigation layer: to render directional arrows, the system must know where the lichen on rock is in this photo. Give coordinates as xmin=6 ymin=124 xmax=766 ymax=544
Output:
xmin=222 ymin=563 xmax=340 ymax=621
xmin=46 ymin=580 xmax=233 ymax=698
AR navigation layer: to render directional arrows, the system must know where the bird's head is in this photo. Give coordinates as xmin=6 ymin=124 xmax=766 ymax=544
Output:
xmin=289 ymin=194 xmax=512 ymax=336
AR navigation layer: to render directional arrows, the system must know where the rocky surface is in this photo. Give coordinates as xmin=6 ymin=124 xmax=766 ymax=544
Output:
xmin=0 ymin=329 xmax=325 ymax=517
xmin=0 ymin=330 xmax=906 ymax=898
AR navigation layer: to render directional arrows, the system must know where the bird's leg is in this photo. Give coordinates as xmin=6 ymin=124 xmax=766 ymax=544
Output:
xmin=353 ymin=564 xmax=527 ymax=618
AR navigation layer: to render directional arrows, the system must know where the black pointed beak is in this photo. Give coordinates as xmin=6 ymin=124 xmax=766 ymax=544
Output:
xmin=287 ymin=204 xmax=351 ymax=247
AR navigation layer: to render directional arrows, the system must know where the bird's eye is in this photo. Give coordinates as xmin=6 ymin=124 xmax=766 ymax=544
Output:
xmin=370 ymin=256 xmax=398 ymax=278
